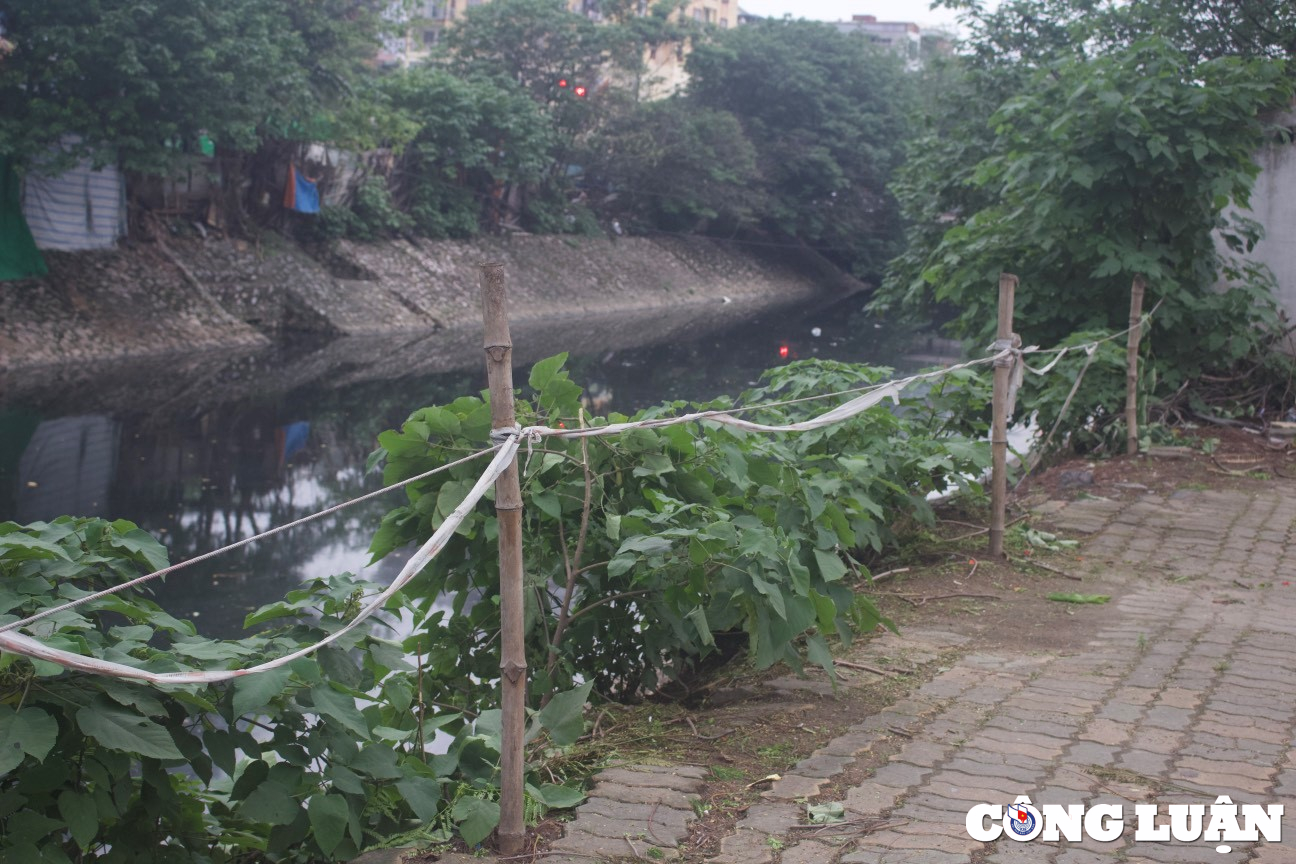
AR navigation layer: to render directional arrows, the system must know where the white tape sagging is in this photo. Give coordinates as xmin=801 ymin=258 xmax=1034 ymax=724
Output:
xmin=0 ymin=439 xmax=521 ymax=684
xmin=2 ymin=333 xmax=1125 ymax=684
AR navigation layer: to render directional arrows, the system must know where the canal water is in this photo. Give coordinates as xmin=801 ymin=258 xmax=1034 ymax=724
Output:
xmin=0 ymin=293 xmax=952 ymax=637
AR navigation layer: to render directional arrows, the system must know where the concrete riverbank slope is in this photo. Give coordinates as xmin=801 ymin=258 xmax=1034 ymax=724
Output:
xmin=0 ymin=233 xmax=860 ymax=377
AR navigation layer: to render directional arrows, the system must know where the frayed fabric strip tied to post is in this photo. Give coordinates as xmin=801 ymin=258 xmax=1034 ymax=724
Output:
xmin=990 ymin=335 xmax=1024 ymax=420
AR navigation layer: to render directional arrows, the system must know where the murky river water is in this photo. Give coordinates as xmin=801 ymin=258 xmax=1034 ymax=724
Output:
xmin=0 ymin=292 xmax=954 ymax=637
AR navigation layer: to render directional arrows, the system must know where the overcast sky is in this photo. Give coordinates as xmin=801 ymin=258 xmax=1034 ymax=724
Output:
xmin=735 ymin=0 xmax=988 ymax=33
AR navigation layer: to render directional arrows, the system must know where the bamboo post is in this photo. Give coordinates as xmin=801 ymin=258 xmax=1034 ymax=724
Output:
xmin=1125 ymin=276 xmax=1146 ymax=456
xmin=989 ymin=273 xmax=1018 ymax=559
xmin=479 ymin=263 xmax=526 ymax=856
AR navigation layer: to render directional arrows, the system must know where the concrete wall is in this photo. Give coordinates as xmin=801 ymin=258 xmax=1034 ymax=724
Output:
xmin=1245 ymin=109 xmax=1296 ymax=346
xmin=0 ymin=233 xmax=861 ymax=381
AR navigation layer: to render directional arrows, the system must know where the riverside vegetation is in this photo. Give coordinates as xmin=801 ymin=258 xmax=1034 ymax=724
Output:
xmin=0 ymin=357 xmax=991 ymax=861
xmin=5 ymin=0 xmax=1296 ymax=859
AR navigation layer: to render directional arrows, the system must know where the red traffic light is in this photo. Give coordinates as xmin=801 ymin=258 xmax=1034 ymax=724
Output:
xmin=778 ymin=344 xmax=789 ymax=359
xmin=574 ymin=85 xmax=587 ymax=97
xmin=558 ymin=78 xmax=568 ymax=88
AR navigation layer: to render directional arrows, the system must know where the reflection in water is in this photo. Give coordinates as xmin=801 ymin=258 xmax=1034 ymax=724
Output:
xmin=0 ymin=294 xmax=944 ymax=637
xmin=16 ymin=416 xmax=119 ymax=522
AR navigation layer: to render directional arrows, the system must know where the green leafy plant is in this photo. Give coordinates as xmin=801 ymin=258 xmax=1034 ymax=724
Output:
xmin=879 ymin=17 xmax=1295 ymax=447
xmin=0 ymin=517 xmax=587 ymax=861
xmin=368 ymin=355 xmax=991 ymax=710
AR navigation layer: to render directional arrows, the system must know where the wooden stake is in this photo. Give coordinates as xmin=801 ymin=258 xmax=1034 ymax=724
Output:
xmin=479 ymin=263 xmax=526 ymax=856
xmin=1125 ymin=276 xmax=1146 ymax=456
xmin=989 ymin=273 xmax=1018 ymax=559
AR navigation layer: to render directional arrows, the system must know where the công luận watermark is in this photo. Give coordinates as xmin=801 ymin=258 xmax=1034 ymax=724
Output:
xmin=966 ymin=795 xmax=1283 ymax=854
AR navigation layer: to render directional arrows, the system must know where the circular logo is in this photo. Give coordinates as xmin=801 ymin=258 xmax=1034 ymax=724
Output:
xmin=1008 ymin=806 xmax=1036 ymax=836
xmin=1002 ymin=801 xmax=1043 ymax=841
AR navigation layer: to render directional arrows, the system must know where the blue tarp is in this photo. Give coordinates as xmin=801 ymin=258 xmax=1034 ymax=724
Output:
xmin=283 ymin=165 xmax=320 ymax=214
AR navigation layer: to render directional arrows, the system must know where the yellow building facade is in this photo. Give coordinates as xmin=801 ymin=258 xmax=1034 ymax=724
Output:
xmin=379 ymin=0 xmax=735 ymax=99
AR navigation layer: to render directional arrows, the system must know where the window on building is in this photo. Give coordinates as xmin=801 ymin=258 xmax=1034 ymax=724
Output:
xmin=720 ymin=17 xmax=728 ymax=27
xmin=693 ymin=8 xmax=703 ymax=19
xmin=423 ymin=28 xmax=439 ymax=45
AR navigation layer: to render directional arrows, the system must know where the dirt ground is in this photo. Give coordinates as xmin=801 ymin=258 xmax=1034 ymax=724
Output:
xmin=410 ymin=425 xmax=1295 ymax=864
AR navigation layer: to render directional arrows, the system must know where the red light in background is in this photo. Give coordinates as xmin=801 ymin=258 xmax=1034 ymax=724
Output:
xmin=778 ymin=344 xmax=789 ymax=359
xmin=558 ymin=78 xmax=568 ymax=88
xmin=574 ymin=85 xmax=587 ymax=97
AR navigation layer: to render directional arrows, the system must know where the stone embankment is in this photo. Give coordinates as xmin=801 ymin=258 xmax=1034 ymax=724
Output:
xmin=0 ymin=233 xmax=859 ymax=378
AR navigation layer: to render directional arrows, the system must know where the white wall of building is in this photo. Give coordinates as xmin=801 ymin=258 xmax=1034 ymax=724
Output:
xmin=1240 ymin=110 xmax=1296 ymax=351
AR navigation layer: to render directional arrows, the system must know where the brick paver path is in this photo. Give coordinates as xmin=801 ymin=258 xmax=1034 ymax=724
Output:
xmin=715 ymin=485 xmax=1296 ymax=864
xmin=546 ymin=483 xmax=1296 ymax=864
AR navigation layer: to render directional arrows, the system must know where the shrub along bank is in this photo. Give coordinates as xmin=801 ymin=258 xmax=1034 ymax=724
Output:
xmin=0 ymin=356 xmax=991 ymax=860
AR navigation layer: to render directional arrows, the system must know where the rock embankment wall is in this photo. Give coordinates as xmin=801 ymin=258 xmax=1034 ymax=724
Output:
xmin=0 ymin=233 xmax=860 ymax=375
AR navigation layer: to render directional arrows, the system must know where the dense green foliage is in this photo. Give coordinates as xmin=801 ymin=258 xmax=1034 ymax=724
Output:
xmin=0 ymin=0 xmax=393 ymax=172
xmin=877 ymin=0 xmax=1295 ymax=449
xmin=687 ymin=21 xmax=912 ymax=280
xmin=0 ymin=358 xmax=996 ymax=860
xmin=0 ymin=0 xmax=914 ymax=257
xmin=0 ymin=518 xmax=588 ymax=861
xmin=368 ymin=355 xmax=991 ymax=706
xmin=582 ymin=98 xmax=762 ymax=231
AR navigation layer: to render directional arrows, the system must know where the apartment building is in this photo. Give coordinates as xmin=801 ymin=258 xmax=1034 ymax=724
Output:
xmin=378 ymin=0 xmax=736 ymax=97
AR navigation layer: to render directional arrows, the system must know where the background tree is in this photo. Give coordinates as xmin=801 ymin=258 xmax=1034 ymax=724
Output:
xmin=877 ymin=0 xmax=1293 ymax=446
xmin=382 ymin=68 xmax=557 ymax=238
xmin=446 ymin=0 xmax=619 ymax=106
xmin=0 ymin=0 xmax=393 ymax=172
xmin=687 ymin=20 xmax=912 ymax=282
xmin=581 ymin=98 xmax=762 ymax=233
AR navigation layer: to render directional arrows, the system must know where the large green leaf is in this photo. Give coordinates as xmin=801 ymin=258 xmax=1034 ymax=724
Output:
xmin=75 ymin=697 xmax=184 ymax=760
xmin=107 ymin=526 xmax=169 ymax=571
xmin=0 ymin=534 xmax=71 ymax=562
xmin=57 ymin=791 xmax=97 ymax=849
xmin=535 ymin=681 xmax=592 ymax=746
xmin=453 ymin=796 xmax=500 ymax=846
xmin=528 ymin=353 xmax=569 ymax=391
xmin=241 ymin=780 xmax=300 ymax=826
xmin=534 ymin=783 xmax=585 ymax=809
xmin=205 ymin=729 xmax=236 ymax=776
xmin=352 ymin=745 xmax=402 ymax=779
xmin=805 ymin=633 xmax=835 ymax=678
xmin=0 ymin=706 xmax=58 ymax=775
xmin=813 ymin=548 xmax=848 ymax=582
xmin=308 ymin=685 xmax=369 ymax=738
xmin=396 ymin=775 xmax=442 ymax=822
xmin=307 ymin=793 xmax=349 ymax=855
xmin=232 ymin=667 xmax=294 ymax=718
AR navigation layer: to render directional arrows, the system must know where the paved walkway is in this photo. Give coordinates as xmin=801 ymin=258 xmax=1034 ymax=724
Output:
xmin=548 ymin=482 xmax=1296 ymax=864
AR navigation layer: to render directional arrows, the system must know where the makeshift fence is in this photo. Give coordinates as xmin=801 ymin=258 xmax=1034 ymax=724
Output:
xmin=0 ymin=266 xmax=1155 ymax=853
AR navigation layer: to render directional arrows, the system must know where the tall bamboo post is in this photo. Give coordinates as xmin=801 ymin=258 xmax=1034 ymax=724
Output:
xmin=1125 ymin=276 xmax=1146 ymax=456
xmin=989 ymin=273 xmax=1018 ymax=559
xmin=479 ymin=263 xmax=526 ymax=856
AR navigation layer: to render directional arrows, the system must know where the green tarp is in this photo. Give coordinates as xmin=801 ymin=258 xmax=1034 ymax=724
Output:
xmin=0 ymin=156 xmax=48 ymax=280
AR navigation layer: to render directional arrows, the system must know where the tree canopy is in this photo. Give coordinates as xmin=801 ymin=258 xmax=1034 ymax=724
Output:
xmin=0 ymin=0 xmax=391 ymax=172
xmin=687 ymin=20 xmax=912 ymax=281
xmin=877 ymin=0 xmax=1294 ymax=446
